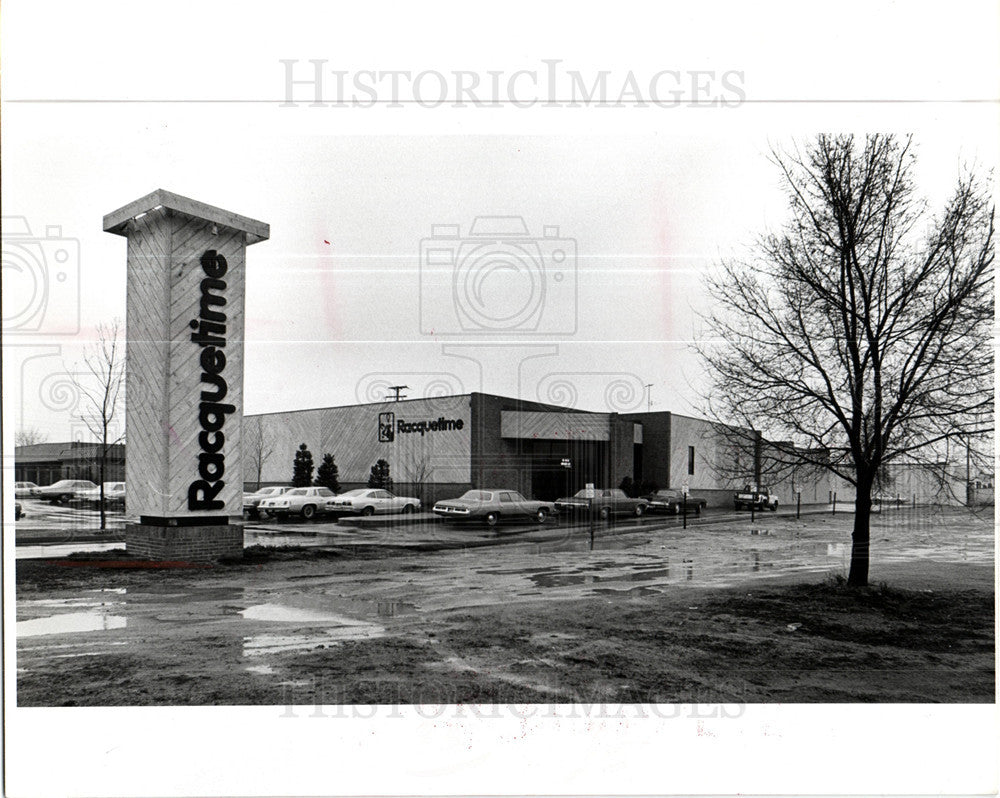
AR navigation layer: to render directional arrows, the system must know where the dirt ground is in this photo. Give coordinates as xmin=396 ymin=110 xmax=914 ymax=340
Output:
xmin=15 ymin=506 xmax=995 ymax=706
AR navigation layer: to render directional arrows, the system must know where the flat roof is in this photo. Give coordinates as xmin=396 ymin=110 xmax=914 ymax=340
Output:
xmin=103 ymin=189 xmax=269 ymax=244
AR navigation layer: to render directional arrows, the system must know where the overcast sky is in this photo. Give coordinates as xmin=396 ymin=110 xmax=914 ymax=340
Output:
xmin=4 ymin=2 xmax=998 ymax=444
xmin=4 ymin=2 xmax=1000 ymax=794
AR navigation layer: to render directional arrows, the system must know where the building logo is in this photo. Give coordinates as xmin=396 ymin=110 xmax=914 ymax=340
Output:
xmin=187 ymin=249 xmax=236 ymax=511
xmin=378 ymin=410 xmax=465 ymax=441
xmin=378 ymin=411 xmax=395 ymax=442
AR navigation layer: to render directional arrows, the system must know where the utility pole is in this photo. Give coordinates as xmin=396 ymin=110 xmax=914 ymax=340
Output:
xmin=643 ymin=383 xmax=654 ymax=413
xmin=386 ymin=385 xmax=409 ymax=402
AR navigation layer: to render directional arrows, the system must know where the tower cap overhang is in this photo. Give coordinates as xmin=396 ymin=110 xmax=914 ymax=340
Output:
xmin=103 ymin=188 xmax=270 ymax=245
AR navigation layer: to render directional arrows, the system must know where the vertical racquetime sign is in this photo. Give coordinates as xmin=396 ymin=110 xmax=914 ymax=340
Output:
xmin=104 ymin=189 xmax=269 ymax=561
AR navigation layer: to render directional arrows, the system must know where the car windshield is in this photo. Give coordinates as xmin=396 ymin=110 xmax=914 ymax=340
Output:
xmin=458 ymin=491 xmax=492 ymax=501
xmin=339 ymin=489 xmax=366 ymax=497
xmin=572 ymin=489 xmax=599 ymax=498
xmin=316 ymin=488 xmax=334 ymax=496
xmin=259 ymin=487 xmax=284 ymax=496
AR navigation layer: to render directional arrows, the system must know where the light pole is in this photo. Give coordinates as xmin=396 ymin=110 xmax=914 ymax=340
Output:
xmin=644 ymin=383 xmax=654 ymax=413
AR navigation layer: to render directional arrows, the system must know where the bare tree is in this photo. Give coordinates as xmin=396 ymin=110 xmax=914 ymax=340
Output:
xmin=71 ymin=319 xmax=126 ymax=530
xmin=402 ymin=452 xmax=434 ymax=504
xmin=15 ymin=427 xmax=48 ymax=447
xmin=244 ymin=417 xmax=274 ymax=491
xmin=698 ymin=135 xmax=994 ymax=586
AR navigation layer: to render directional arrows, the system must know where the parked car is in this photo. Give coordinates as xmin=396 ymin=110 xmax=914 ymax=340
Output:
xmin=734 ymin=484 xmax=778 ymax=511
xmin=15 ymin=481 xmax=40 ymax=498
xmin=643 ymin=489 xmax=708 ymax=515
xmin=555 ymin=488 xmax=648 ymax=519
xmin=37 ymin=479 xmax=99 ymax=504
xmin=77 ymin=481 xmax=126 ymax=508
xmin=258 ymin=486 xmax=336 ymax=520
xmin=243 ymin=486 xmax=290 ymax=518
xmin=326 ymin=488 xmax=421 ymax=516
xmin=433 ymin=489 xmax=556 ymax=526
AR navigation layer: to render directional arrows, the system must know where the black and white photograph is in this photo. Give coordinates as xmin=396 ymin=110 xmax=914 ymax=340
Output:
xmin=2 ymin=2 xmax=998 ymax=796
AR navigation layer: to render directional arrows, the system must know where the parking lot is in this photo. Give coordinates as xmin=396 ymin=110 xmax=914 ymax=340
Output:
xmin=14 ymin=495 xmax=860 ymax=555
xmin=13 ymin=501 xmax=994 ymax=705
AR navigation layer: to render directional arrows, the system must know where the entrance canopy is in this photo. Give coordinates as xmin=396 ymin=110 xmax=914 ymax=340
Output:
xmin=500 ymin=410 xmax=611 ymax=441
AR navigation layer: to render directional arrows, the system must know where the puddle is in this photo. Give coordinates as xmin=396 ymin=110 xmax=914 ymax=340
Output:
xmin=376 ymin=600 xmax=415 ymax=617
xmin=243 ymin=532 xmax=328 ymax=548
xmin=245 ymin=664 xmax=275 ymax=675
xmin=239 ymin=604 xmax=373 ymax=625
xmin=16 ymin=542 xmax=123 ymax=559
xmin=243 ymin=626 xmax=385 ymax=657
xmin=237 ymin=603 xmax=387 ymax=655
xmin=18 ymin=611 xmax=127 ymax=637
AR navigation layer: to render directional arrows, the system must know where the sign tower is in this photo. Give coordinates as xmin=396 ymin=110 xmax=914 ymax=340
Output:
xmin=104 ymin=189 xmax=269 ymax=561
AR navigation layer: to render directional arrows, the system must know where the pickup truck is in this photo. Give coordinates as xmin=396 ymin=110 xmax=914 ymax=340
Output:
xmin=734 ymin=484 xmax=778 ymax=511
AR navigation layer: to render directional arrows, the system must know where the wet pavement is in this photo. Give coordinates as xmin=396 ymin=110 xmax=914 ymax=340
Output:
xmin=15 ymin=506 xmax=994 ymax=687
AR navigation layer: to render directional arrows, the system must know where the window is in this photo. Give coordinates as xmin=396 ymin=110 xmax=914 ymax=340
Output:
xmin=499 ymin=492 xmax=513 ymax=503
xmin=688 ymin=446 xmax=695 ymax=475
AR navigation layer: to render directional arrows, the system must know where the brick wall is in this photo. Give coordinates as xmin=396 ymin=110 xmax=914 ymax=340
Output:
xmin=126 ymin=523 xmax=243 ymax=562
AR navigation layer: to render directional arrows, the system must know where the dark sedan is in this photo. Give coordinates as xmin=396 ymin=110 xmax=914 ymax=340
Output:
xmin=643 ymin=489 xmax=708 ymax=515
xmin=554 ymin=488 xmax=648 ymax=520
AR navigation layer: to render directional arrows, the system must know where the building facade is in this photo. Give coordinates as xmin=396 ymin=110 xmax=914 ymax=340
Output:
xmin=242 ymin=393 xmax=836 ymax=506
xmin=14 ymin=442 xmax=126 ymax=485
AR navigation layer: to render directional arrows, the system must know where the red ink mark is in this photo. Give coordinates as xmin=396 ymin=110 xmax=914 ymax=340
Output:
xmin=324 ymin=240 xmax=330 ymax=245
xmin=46 ymin=560 xmax=213 ymax=569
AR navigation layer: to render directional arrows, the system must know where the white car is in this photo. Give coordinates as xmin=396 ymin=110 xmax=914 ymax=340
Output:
xmin=243 ymin=486 xmax=290 ymax=517
xmin=15 ymin=481 xmax=40 ymax=498
xmin=37 ymin=479 xmax=99 ymax=503
xmin=258 ymin=486 xmax=336 ymax=520
xmin=77 ymin=481 xmax=126 ymax=507
xmin=326 ymin=489 xmax=421 ymax=516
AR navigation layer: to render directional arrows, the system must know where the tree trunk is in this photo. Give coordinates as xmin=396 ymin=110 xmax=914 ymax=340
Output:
xmin=99 ymin=449 xmax=107 ymax=531
xmin=99 ymin=428 xmax=108 ymax=531
xmin=847 ymin=477 xmax=874 ymax=586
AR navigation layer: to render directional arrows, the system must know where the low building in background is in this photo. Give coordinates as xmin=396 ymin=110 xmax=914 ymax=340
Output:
xmin=14 ymin=442 xmax=125 ymax=486
xmin=242 ymin=392 xmax=840 ymax=507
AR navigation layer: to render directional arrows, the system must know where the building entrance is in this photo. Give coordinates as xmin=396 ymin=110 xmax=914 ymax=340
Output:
xmin=523 ymin=439 xmax=607 ymax=501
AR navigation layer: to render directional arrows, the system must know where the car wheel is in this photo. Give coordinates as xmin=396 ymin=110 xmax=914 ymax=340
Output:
xmin=599 ymin=506 xmax=611 ymax=520
xmin=770 ymin=502 xmax=778 ymax=512
xmin=485 ymin=512 xmax=500 ymax=527
xmin=301 ymin=504 xmax=316 ymax=520
xmin=634 ymin=504 xmax=645 ymax=517
xmin=695 ymin=504 xmax=702 ymax=515
xmin=535 ymin=508 xmax=549 ymax=523
xmin=361 ymin=506 xmax=375 ymax=517
xmin=402 ymin=504 xmax=415 ymax=514
xmin=259 ymin=509 xmax=270 ymax=521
